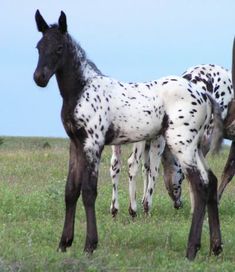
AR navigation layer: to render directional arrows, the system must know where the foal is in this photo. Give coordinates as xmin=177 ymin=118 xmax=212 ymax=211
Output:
xmin=163 ymin=63 xmax=235 ymax=210
xmin=164 ymin=64 xmax=234 ymax=209
xmin=111 ymin=63 xmax=234 ymax=216
xmin=33 ymin=10 xmax=223 ymax=260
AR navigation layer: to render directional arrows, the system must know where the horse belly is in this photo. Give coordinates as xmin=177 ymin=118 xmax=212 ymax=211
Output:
xmin=107 ymin=92 xmax=165 ymax=144
xmin=109 ymin=110 xmax=165 ymax=145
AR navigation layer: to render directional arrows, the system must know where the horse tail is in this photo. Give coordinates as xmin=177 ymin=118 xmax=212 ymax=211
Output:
xmin=206 ymin=93 xmax=224 ymax=153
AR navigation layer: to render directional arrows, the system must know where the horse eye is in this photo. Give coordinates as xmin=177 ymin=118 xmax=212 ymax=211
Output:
xmin=56 ymin=46 xmax=63 ymax=55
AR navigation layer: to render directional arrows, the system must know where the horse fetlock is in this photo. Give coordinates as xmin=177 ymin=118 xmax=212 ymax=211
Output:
xmin=174 ymin=200 xmax=183 ymax=209
xmin=211 ymin=239 xmax=223 ymax=256
xmin=128 ymin=204 xmax=137 ymax=218
xmin=111 ymin=206 xmax=119 ymax=217
xmin=143 ymin=199 xmax=150 ymax=214
xmin=186 ymin=243 xmax=201 ymax=261
xmin=84 ymin=238 xmax=98 ymax=254
xmin=58 ymin=236 xmax=73 ymax=252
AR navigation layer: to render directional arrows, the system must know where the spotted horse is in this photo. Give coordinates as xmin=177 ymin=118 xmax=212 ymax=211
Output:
xmin=154 ymin=42 xmax=235 ymax=210
xmin=164 ymin=63 xmax=235 ymax=211
xmin=110 ymin=61 xmax=235 ymax=216
xmin=33 ymin=10 xmax=223 ymax=260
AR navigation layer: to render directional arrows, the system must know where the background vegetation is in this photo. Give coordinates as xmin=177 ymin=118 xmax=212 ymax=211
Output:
xmin=0 ymin=137 xmax=235 ymax=271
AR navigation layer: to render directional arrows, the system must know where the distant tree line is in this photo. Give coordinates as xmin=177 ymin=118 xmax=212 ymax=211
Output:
xmin=0 ymin=137 xmax=4 ymax=146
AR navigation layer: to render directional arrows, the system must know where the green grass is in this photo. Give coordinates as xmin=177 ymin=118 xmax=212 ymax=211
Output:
xmin=0 ymin=137 xmax=235 ymax=271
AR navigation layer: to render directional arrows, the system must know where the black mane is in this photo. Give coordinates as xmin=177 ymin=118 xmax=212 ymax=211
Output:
xmin=68 ymin=35 xmax=102 ymax=76
xmin=48 ymin=23 xmax=102 ymax=76
xmin=58 ymin=24 xmax=103 ymax=75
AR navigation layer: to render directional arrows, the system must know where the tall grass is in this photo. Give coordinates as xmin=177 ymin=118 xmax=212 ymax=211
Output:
xmin=0 ymin=137 xmax=235 ymax=271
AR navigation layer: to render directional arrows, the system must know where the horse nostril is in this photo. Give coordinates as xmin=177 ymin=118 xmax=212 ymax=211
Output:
xmin=34 ymin=70 xmax=48 ymax=87
xmin=174 ymin=200 xmax=183 ymax=209
xmin=34 ymin=70 xmax=46 ymax=81
xmin=34 ymin=71 xmax=41 ymax=82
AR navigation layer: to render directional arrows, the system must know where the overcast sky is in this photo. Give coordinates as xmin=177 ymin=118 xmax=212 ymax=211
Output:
xmin=1 ymin=0 xmax=235 ymax=137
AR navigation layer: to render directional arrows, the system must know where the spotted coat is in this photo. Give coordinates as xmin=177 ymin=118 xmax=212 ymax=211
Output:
xmin=34 ymin=10 xmax=223 ymax=259
xmin=165 ymin=64 xmax=233 ymax=210
xmin=110 ymin=64 xmax=231 ymax=216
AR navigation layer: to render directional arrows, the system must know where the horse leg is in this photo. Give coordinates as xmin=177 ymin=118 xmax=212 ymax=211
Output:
xmin=177 ymin=148 xmax=209 ymax=260
xmin=110 ymin=145 xmax=121 ymax=217
xmin=82 ymin=145 xmax=103 ymax=253
xmin=161 ymin=146 xmax=183 ymax=209
xmin=143 ymin=136 xmax=165 ymax=214
xmin=185 ymin=151 xmax=221 ymax=259
xmin=167 ymin=133 xmax=217 ymax=260
xmin=141 ymin=142 xmax=150 ymax=204
xmin=58 ymin=141 xmax=84 ymax=252
xmin=128 ymin=142 xmax=145 ymax=217
xmin=216 ymin=100 xmax=235 ymax=199
xmin=188 ymin=182 xmax=195 ymax=214
xmin=187 ymin=135 xmax=212 ymax=214
xmin=185 ymin=166 xmax=208 ymax=260
xmin=207 ymin=169 xmax=223 ymax=256
xmin=197 ymin=148 xmax=222 ymax=255
xmin=218 ymin=141 xmax=235 ymax=200
xmin=82 ymin=166 xmax=99 ymax=253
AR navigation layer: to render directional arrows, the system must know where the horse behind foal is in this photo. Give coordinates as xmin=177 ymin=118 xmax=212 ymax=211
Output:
xmin=110 ymin=63 xmax=234 ymax=217
xmin=33 ymin=10 xmax=223 ymax=260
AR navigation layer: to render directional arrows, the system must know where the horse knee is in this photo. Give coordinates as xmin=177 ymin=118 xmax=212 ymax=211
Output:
xmin=207 ymin=169 xmax=218 ymax=203
xmin=82 ymin=178 xmax=98 ymax=207
xmin=110 ymin=147 xmax=121 ymax=178
xmin=186 ymin=167 xmax=209 ymax=202
xmin=65 ymin=180 xmax=81 ymax=205
xmin=82 ymin=189 xmax=97 ymax=207
xmin=128 ymin=156 xmax=139 ymax=178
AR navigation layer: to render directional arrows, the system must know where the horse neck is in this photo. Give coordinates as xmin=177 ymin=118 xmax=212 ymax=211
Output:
xmin=56 ymin=40 xmax=100 ymax=103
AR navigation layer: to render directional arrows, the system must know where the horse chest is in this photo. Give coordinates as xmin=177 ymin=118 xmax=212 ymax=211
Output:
xmin=61 ymin=101 xmax=87 ymax=143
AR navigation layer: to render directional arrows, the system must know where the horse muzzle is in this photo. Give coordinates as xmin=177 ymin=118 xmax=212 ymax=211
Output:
xmin=33 ymin=68 xmax=51 ymax=87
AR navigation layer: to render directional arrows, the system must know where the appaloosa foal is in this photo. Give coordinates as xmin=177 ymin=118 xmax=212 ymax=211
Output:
xmin=111 ymin=63 xmax=234 ymax=216
xmin=33 ymin=10 xmax=223 ymax=260
xmin=161 ymin=63 xmax=235 ymax=211
xmin=164 ymin=64 xmax=234 ymax=210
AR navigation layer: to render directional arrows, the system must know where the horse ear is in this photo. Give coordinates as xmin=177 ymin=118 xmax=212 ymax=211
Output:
xmin=58 ymin=11 xmax=67 ymax=33
xmin=35 ymin=10 xmax=49 ymax=33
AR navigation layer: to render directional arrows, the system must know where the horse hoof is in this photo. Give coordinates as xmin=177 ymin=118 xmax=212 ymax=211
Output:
xmin=58 ymin=243 xmax=68 ymax=253
xmin=186 ymin=251 xmax=196 ymax=261
xmin=111 ymin=207 xmax=118 ymax=218
xmin=212 ymin=242 xmax=223 ymax=256
xmin=58 ymin=237 xmax=73 ymax=252
xmin=84 ymin=241 xmax=98 ymax=254
xmin=186 ymin=244 xmax=201 ymax=261
xmin=143 ymin=200 xmax=149 ymax=214
xmin=128 ymin=206 xmax=137 ymax=218
xmin=57 ymin=246 xmax=67 ymax=253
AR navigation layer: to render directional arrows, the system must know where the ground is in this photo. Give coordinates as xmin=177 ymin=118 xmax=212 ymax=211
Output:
xmin=0 ymin=137 xmax=235 ymax=271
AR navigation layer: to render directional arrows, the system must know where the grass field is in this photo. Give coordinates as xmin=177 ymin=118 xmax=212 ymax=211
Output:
xmin=0 ymin=136 xmax=235 ymax=271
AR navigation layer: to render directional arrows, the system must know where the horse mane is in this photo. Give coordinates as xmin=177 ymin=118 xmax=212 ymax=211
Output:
xmin=49 ymin=23 xmax=102 ymax=76
xmin=68 ymin=35 xmax=102 ymax=76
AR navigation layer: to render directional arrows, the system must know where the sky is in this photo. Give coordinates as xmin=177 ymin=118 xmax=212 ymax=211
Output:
xmin=1 ymin=0 xmax=235 ymax=138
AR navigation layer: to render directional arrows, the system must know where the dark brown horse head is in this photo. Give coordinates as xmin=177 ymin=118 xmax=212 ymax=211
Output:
xmin=34 ymin=10 xmax=68 ymax=87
